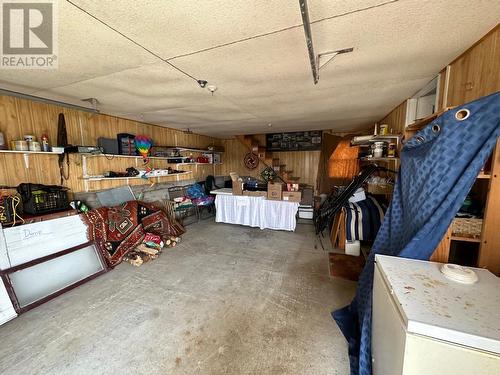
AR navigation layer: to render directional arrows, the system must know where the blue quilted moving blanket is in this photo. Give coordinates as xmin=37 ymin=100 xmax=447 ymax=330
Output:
xmin=333 ymin=92 xmax=500 ymax=375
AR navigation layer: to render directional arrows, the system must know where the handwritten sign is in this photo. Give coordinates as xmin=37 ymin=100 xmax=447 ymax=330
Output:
xmin=0 ymin=215 xmax=89 ymax=269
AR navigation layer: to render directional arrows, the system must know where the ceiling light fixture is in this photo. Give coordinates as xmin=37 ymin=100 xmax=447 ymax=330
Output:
xmin=197 ymin=80 xmax=208 ymax=88
xmin=206 ymin=84 xmax=217 ymax=95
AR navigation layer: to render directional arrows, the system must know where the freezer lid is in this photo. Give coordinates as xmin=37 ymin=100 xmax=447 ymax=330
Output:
xmin=375 ymin=255 xmax=500 ymax=354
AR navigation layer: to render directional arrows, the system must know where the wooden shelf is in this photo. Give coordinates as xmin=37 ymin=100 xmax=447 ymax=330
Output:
xmin=477 ymin=173 xmax=491 ymax=179
xmin=83 ymin=171 xmax=192 ymax=181
xmin=406 ymin=106 xmax=455 ymax=132
xmin=360 ymin=157 xmax=400 ymax=162
xmin=351 ymin=134 xmax=402 ymax=146
xmin=0 ymin=150 xmax=63 ymax=155
xmin=83 ymin=153 xmax=165 ymax=160
xmin=450 ymin=235 xmax=481 ymax=243
xmin=158 ymin=146 xmax=224 ymax=154
xmin=174 ymin=162 xmax=222 ymax=166
xmin=82 ymin=154 xmax=222 ymax=165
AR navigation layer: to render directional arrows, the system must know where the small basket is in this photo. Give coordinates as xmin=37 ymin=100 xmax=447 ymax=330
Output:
xmin=17 ymin=183 xmax=70 ymax=215
xmin=451 ymin=218 xmax=483 ymax=239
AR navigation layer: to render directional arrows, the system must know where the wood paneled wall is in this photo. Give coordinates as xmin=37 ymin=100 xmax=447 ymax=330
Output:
xmin=216 ymin=138 xmax=262 ymax=180
xmin=379 ymin=100 xmax=407 ymax=135
xmin=379 ymin=24 xmax=500 ymax=132
xmin=0 ymin=94 xmax=219 ymax=192
xmin=377 ymin=24 xmax=500 ymax=274
xmin=216 ymin=137 xmax=320 ymax=188
xmin=445 ymin=25 xmax=500 ymax=107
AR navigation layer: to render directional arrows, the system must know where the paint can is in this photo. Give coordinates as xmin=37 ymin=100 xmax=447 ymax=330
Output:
xmin=387 ymin=142 xmax=396 ymax=158
xmin=29 ymin=141 xmax=41 ymax=152
xmin=15 ymin=140 xmax=29 ymax=151
xmin=373 ymin=141 xmax=385 ymax=158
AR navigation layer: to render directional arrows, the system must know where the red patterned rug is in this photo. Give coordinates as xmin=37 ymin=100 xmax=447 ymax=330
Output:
xmin=83 ymin=201 xmax=185 ymax=267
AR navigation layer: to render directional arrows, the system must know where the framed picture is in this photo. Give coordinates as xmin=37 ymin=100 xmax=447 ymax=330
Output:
xmin=266 ymin=131 xmax=322 ymax=151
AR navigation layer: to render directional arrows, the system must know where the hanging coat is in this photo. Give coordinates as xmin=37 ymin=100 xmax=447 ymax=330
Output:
xmin=333 ymin=91 xmax=500 ymax=375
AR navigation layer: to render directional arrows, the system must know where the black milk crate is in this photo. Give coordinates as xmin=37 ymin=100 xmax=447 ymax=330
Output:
xmin=17 ymin=183 xmax=70 ymax=215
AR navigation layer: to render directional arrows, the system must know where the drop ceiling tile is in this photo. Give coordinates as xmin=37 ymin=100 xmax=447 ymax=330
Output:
xmin=68 ymin=0 xmax=303 ymax=59
xmin=0 ymin=1 xmax=156 ymax=92
xmin=1 ymin=0 xmax=498 ymax=138
xmin=169 ymin=0 xmax=498 ymax=135
xmin=140 ymin=99 xmax=258 ymax=125
xmin=308 ymin=0 xmax=391 ymax=21
xmin=312 ymin=0 xmax=500 ymax=85
xmin=34 ymin=62 xmax=216 ymax=113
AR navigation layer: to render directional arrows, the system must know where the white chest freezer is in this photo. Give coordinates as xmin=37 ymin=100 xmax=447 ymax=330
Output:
xmin=372 ymin=255 xmax=500 ymax=375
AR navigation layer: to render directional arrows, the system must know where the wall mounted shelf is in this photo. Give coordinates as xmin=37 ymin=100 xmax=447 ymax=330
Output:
xmin=0 ymin=149 xmax=64 ymax=168
xmin=80 ymin=153 xmax=222 ymax=164
xmin=160 ymin=146 xmax=224 ymax=154
xmin=0 ymin=150 xmax=64 ymax=155
xmin=82 ymin=171 xmax=192 ymax=181
xmin=477 ymin=173 xmax=491 ymax=179
xmin=360 ymin=157 xmax=400 ymax=162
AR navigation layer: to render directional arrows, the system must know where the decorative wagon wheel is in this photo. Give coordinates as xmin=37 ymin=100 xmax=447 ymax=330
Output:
xmin=244 ymin=152 xmax=259 ymax=170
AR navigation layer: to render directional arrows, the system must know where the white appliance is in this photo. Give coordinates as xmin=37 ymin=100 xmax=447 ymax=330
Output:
xmin=372 ymin=255 xmax=500 ymax=375
xmin=298 ymin=205 xmax=313 ymax=219
xmin=0 ymin=279 xmax=17 ymax=325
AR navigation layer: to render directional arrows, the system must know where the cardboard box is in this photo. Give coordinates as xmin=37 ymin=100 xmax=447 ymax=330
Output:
xmin=243 ymin=190 xmax=267 ymax=197
xmin=232 ymin=181 xmax=243 ymax=195
xmin=282 ymin=191 xmax=302 ymax=202
xmin=267 ymin=182 xmax=283 ymax=200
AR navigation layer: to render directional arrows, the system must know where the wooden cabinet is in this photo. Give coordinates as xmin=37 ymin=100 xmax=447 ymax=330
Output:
xmin=428 ymin=26 xmax=500 ymax=274
xmin=446 ymin=26 xmax=500 ymax=107
xmin=379 ymin=25 xmax=500 ymax=274
xmin=430 ymin=142 xmax=500 ymax=275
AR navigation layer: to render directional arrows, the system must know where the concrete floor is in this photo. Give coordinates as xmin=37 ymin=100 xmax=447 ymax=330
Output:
xmin=0 ymin=220 xmax=356 ymax=375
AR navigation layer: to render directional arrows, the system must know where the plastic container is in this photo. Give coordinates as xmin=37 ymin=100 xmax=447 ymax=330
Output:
xmin=349 ymin=188 xmax=366 ymax=203
xmin=14 ymin=140 xmax=28 ymax=151
xmin=41 ymin=134 xmax=50 ymax=152
xmin=345 ymin=240 xmax=361 ymax=256
xmin=298 ymin=206 xmax=314 ymax=219
xmin=379 ymin=124 xmax=389 ymax=135
xmin=373 ymin=141 xmax=385 ymax=158
xmin=17 ymin=183 xmax=70 ymax=215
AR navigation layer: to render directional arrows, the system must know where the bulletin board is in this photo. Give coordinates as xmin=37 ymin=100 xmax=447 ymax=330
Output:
xmin=266 ymin=131 xmax=322 ymax=151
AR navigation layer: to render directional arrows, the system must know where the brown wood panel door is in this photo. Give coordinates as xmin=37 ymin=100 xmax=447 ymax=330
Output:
xmin=479 ymin=141 xmax=500 ymax=275
xmin=447 ymin=49 xmax=473 ymax=107
xmin=431 ymin=226 xmax=452 ymax=263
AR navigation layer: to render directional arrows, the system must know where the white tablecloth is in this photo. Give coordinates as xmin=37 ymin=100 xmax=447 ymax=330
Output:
xmin=215 ymin=194 xmax=299 ymax=231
